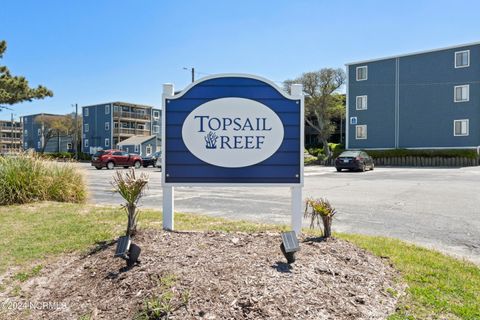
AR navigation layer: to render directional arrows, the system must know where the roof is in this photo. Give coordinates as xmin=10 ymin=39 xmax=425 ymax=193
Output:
xmin=117 ymin=135 xmax=157 ymax=146
xmin=22 ymin=113 xmax=66 ymax=118
xmin=81 ymin=101 xmax=157 ymax=109
xmin=345 ymin=41 xmax=480 ymax=66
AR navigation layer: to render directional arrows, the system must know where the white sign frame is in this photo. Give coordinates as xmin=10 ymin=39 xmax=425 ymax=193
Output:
xmin=161 ymin=73 xmax=304 ymax=234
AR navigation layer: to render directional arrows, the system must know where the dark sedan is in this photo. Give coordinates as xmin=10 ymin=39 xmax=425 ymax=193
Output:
xmin=335 ymin=150 xmax=374 ymax=172
xmin=142 ymin=151 xmax=161 ymax=168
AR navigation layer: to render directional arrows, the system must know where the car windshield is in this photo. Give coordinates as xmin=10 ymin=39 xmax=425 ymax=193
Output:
xmin=339 ymin=151 xmax=361 ymax=157
xmin=93 ymin=151 xmax=106 ymax=157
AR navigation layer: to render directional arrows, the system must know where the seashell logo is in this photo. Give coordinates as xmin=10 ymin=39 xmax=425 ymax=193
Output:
xmin=182 ymin=98 xmax=284 ymax=168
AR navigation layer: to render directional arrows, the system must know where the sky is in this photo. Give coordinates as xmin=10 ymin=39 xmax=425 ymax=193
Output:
xmin=1 ymin=0 xmax=480 ymax=120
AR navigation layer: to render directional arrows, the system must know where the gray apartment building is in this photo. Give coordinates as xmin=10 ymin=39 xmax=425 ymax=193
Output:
xmin=82 ymin=101 xmax=161 ymax=155
xmin=346 ymin=42 xmax=480 ymax=150
xmin=0 ymin=119 xmax=22 ymax=153
xmin=22 ymin=113 xmax=74 ymax=153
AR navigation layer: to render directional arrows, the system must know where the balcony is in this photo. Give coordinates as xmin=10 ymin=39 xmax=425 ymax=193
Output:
xmin=113 ymin=111 xmax=150 ymax=122
xmin=113 ymin=128 xmax=151 ymax=137
xmin=0 ymin=127 xmax=22 ymax=133
xmin=0 ymin=137 xmax=22 ymax=143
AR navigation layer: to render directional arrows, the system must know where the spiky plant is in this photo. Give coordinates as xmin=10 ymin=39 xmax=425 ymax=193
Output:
xmin=304 ymin=198 xmax=337 ymax=238
xmin=111 ymin=169 xmax=149 ymax=237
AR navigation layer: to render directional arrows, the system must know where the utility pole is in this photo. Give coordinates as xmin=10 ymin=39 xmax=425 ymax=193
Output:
xmin=74 ymin=103 xmax=78 ymax=159
xmin=11 ymin=113 xmax=14 ymax=153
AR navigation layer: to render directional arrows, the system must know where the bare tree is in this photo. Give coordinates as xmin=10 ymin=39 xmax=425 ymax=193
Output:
xmin=285 ymin=68 xmax=346 ymax=158
xmin=35 ymin=114 xmax=74 ymax=153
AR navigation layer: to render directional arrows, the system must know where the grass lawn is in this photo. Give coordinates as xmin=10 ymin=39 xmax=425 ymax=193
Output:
xmin=0 ymin=202 xmax=478 ymax=319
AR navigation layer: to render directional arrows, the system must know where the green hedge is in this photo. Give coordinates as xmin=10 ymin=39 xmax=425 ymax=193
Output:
xmin=307 ymin=143 xmax=345 ymax=158
xmin=307 ymin=146 xmax=479 ymax=160
xmin=366 ymin=149 xmax=479 ymax=159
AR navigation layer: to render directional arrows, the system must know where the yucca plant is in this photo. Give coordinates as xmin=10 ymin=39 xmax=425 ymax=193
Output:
xmin=304 ymin=198 xmax=337 ymax=238
xmin=111 ymin=169 xmax=149 ymax=237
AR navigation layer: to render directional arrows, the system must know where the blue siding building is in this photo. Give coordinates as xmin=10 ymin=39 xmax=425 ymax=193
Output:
xmin=22 ymin=113 xmax=74 ymax=153
xmin=82 ymin=101 xmax=161 ymax=154
xmin=117 ymin=135 xmax=161 ymax=156
xmin=346 ymin=42 xmax=480 ymax=150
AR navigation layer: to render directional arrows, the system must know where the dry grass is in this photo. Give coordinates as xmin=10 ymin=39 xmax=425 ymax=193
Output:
xmin=0 ymin=152 xmax=86 ymax=205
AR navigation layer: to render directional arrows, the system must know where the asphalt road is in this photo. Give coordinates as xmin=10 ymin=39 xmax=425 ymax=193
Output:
xmin=80 ymin=163 xmax=480 ymax=264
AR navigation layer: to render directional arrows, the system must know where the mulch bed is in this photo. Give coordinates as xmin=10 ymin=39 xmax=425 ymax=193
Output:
xmin=2 ymin=230 xmax=402 ymax=319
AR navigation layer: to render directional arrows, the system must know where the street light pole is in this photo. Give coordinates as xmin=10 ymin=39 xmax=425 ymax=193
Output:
xmin=183 ymin=67 xmax=195 ymax=83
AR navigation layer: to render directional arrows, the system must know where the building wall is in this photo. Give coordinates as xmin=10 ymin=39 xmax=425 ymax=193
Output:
xmin=22 ymin=114 xmax=43 ymax=151
xmin=118 ymin=137 xmax=161 ymax=156
xmin=0 ymin=120 xmax=22 ymax=152
xmin=151 ymin=108 xmax=162 ymax=139
xmin=347 ymin=43 xmax=480 ymax=149
xmin=82 ymin=103 xmax=113 ymax=153
xmin=43 ymin=136 xmax=74 ymax=153
xmin=348 ymin=59 xmax=397 ymax=149
xmin=22 ymin=114 xmax=73 ymax=153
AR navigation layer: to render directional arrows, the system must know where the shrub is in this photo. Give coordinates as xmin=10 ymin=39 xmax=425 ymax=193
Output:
xmin=365 ymin=149 xmax=478 ymax=159
xmin=0 ymin=152 xmax=86 ymax=205
xmin=304 ymin=198 xmax=337 ymax=238
xmin=77 ymin=152 xmax=92 ymax=161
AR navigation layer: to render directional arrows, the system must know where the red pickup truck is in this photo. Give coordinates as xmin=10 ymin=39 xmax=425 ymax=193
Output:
xmin=91 ymin=149 xmax=143 ymax=170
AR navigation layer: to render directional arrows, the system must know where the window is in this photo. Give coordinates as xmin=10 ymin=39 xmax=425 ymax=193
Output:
xmin=454 ymin=85 xmax=469 ymax=102
xmin=24 ymin=117 xmax=27 ymax=123
xmin=105 ymin=138 xmax=110 ymax=147
xmin=356 ymin=95 xmax=368 ymax=110
xmin=146 ymin=145 xmax=152 ymax=155
xmin=84 ymin=139 xmax=89 ymax=147
xmin=350 ymin=117 xmax=357 ymax=125
xmin=24 ymin=129 xmax=28 ymax=136
xmin=37 ymin=128 xmax=41 ymax=136
xmin=153 ymin=125 xmax=160 ymax=133
xmin=156 ymin=146 xmax=161 ymax=152
xmin=454 ymin=119 xmax=469 ymax=136
xmin=84 ymin=107 xmax=89 ymax=117
xmin=455 ymin=50 xmax=470 ymax=68
xmin=105 ymin=105 xmax=110 ymax=114
xmin=356 ymin=125 xmax=367 ymax=139
xmin=134 ymin=145 xmax=139 ymax=152
xmin=67 ymin=143 xmax=72 ymax=150
xmin=356 ymin=66 xmax=367 ymax=81
xmin=153 ymin=110 xmax=160 ymax=119
xmin=24 ymin=142 xmax=28 ymax=148
xmin=105 ymin=122 xmax=110 ymax=131
xmin=37 ymin=141 xmax=41 ymax=149
xmin=84 ymin=123 xmax=89 ymax=132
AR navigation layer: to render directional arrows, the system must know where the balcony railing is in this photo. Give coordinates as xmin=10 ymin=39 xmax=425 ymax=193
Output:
xmin=0 ymin=138 xmax=22 ymax=143
xmin=113 ymin=128 xmax=151 ymax=136
xmin=0 ymin=127 xmax=22 ymax=132
xmin=113 ymin=111 xmax=150 ymax=121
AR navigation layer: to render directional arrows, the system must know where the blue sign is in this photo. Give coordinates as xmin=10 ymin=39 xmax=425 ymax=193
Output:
xmin=162 ymin=74 xmax=303 ymax=185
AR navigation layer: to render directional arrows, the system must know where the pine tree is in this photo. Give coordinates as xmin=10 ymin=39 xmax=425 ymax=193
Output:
xmin=0 ymin=40 xmax=53 ymax=110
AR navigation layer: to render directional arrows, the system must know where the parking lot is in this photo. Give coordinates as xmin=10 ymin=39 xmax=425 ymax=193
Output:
xmin=79 ymin=162 xmax=480 ymax=264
